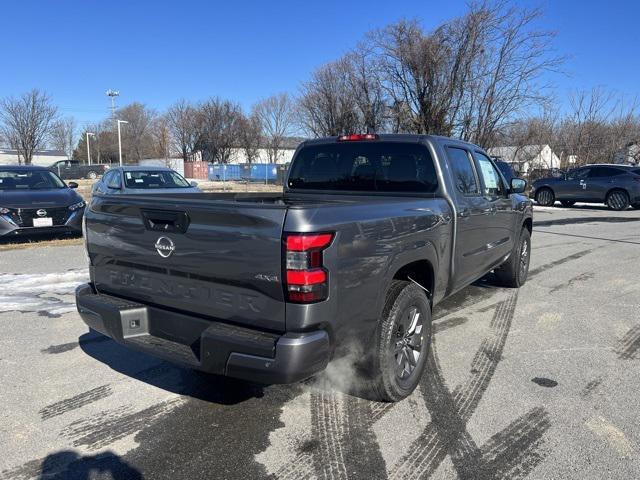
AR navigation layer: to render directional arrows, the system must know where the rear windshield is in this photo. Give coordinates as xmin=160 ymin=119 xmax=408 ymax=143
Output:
xmin=287 ymin=141 xmax=438 ymax=193
xmin=124 ymin=170 xmax=190 ymax=189
xmin=0 ymin=169 xmax=65 ymax=190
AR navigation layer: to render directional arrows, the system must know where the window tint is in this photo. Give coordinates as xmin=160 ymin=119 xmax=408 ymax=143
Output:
xmin=123 ymin=170 xmax=190 ymax=189
xmin=288 ymin=142 xmax=438 ymax=193
xmin=589 ymin=167 xmax=625 ymax=178
xmin=446 ymin=147 xmax=478 ymax=194
xmin=566 ymin=168 xmax=590 ymax=180
xmin=473 ymin=152 xmax=505 ymax=197
xmin=107 ymin=171 xmax=122 ymax=189
xmin=0 ymin=169 xmax=65 ymax=190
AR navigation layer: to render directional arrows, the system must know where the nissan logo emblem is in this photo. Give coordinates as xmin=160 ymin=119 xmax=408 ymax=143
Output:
xmin=154 ymin=236 xmax=175 ymax=258
xmin=36 ymin=209 xmax=47 ymax=217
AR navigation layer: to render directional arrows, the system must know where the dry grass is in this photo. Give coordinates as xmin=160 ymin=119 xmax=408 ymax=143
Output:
xmin=0 ymin=236 xmax=84 ymax=251
xmin=73 ymin=179 xmax=282 ymax=201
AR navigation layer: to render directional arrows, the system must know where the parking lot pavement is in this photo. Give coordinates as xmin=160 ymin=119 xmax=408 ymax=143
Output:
xmin=1 ymin=205 xmax=639 ymax=480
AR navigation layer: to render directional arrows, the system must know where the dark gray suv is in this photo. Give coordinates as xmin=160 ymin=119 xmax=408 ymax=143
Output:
xmin=531 ymin=164 xmax=640 ymax=210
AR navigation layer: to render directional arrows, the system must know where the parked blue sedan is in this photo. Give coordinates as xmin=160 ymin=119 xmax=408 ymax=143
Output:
xmin=92 ymin=166 xmax=201 ymax=195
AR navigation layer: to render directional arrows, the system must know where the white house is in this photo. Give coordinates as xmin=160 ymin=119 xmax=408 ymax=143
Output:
xmin=0 ymin=148 xmax=67 ymax=166
xmin=487 ymin=144 xmax=560 ymax=175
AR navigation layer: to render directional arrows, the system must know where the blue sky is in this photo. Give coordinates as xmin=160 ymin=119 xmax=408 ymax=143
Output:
xmin=1 ymin=0 xmax=638 ymax=126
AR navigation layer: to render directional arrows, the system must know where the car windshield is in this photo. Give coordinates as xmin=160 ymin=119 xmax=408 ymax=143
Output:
xmin=287 ymin=141 xmax=438 ymax=192
xmin=123 ymin=170 xmax=191 ymax=189
xmin=0 ymin=169 xmax=66 ymax=190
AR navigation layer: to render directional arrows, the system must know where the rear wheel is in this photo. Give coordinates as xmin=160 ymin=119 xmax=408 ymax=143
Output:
xmin=535 ymin=188 xmax=555 ymax=206
xmin=606 ymin=189 xmax=629 ymax=211
xmin=560 ymin=200 xmax=575 ymax=208
xmin=370 ymin=281 xmax=432 ymax=402
xmin=495 ymin=227 xmax=531 ymax=288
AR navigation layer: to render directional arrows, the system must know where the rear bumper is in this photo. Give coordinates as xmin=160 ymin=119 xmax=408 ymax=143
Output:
xmin=75 ymin=283 xmax=331 ymax=384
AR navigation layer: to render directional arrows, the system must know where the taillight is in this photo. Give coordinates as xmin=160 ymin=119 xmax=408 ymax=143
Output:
xmin=337 ymin=133 xmax=378 ymax=142
xmin=284 ymin=233 xmax=333 ymax=303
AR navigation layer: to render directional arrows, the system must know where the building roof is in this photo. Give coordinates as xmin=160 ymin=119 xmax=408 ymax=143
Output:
xmin=0 ymin=148 xmax=66 ymax=157
xmin=0 ymin=164 xmax=49 ymax=170
xmin=487 ymin=145 xmax=552 ymax=163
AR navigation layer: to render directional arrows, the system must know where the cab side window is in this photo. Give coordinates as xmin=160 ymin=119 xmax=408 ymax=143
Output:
xmin=589 ymin=167 xmax=624 ymax=178
xmin=473 ymin=152 xmax=505 ymax=197
xmin=446 ymin=147 xmax=479 ymax=195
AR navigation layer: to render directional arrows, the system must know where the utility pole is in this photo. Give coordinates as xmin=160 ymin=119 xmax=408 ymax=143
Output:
xmin=117 ymin=120 xmax=128 ymax=166
xmin=86 ymin=132 xmax=95 ymax=165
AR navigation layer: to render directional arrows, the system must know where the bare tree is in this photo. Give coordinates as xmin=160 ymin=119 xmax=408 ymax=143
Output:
xmin=116 ymin=103 xmax=156 ymax=162
xmin=0 ymin=89 xmax=58 ymax=164
xmin=238 ymin=112 xmax=263 ymax=163
xmin=166 ymin=99 xmax=202 ymax=162
xmin=50 ymin=117 xmax=77 ymax=160
xmin=151 ymin=115 xmax=173 ymax=164
xmin=199 ymin=98 xmax=243 ymax=163
xmin=297 ymin=59 xmax=360 ymax=136
xmin=253 ymin=93 xmax=295 ymax=162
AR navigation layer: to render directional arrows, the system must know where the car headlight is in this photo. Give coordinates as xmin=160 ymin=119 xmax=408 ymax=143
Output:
xmin=68 ymin=201 xmax=86 ymax=211
xmin=0 ymin=207 xmax=10 ymax=214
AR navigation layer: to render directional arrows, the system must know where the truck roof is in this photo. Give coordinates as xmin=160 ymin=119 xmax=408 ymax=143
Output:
xmin=299 ymin=133 xmax=482 ymax=150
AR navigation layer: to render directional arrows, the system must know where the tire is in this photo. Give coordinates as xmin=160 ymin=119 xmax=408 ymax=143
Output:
xmin=86 ymin=171 xmax=98 ymax=180
xmin=606 ymin=189 xmax=629 ymax=211
xmin=495 ymin=227 xmax=531 ymax=288
xmin=535 ymin=188 xmax=555 ymax=206
xmin=370 ymin=280 xmax=432 ymax=402
xmin=560 ymin=200 xmax=575 ymax=208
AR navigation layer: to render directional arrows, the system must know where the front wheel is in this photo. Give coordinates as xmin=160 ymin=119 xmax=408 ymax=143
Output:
xmin=370 ymin=281 xmax=432 ymax=402
xmin=495 ymin=227 xmax=531 ymax=288
xmin=535 ymin=188 xmax=555 ymax=206
xmin=86 ymin=171 xmax=98 ymax=180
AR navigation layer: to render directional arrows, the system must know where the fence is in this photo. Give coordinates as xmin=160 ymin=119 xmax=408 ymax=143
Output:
xmin=208 ymin=163 xmax=288 ymax=184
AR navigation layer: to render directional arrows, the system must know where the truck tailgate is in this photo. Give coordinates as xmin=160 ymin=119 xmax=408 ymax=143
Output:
xmin=86 ymin=195 xmax=287 ymax=332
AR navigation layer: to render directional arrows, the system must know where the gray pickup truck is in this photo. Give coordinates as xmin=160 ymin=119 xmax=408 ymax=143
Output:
xmin=76 ymin=134 xmax=533 ymax=401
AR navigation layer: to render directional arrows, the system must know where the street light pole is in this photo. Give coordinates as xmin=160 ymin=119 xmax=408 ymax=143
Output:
xmin=86 ymin=132 xmax=95 ymax=165
xmin=117 ymin=120 xmax=128 ymax=166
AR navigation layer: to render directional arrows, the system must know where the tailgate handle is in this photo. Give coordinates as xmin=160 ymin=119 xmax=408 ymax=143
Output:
xmin=141 ymin=209 xmax=190 ymax=233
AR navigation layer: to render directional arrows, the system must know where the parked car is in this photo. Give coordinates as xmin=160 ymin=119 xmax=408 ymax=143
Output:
xmin=530 ymin=164 xmax=640 ymax=210
xmin=92 ymin=166 xmax=201 ymax=195
xmin=49 ymin=160 xmax=109 ymax=180
xmin=76 ymin=134 xmax=533 ymax=402
xmin=0 ymin=165 xmax=85 ymax=238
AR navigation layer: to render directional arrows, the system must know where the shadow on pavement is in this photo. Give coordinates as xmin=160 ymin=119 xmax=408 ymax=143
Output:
xmin=37 ymin=450 xmax=142 ymax=480
xmin=78 ymin=330 xmax=265 ymax=406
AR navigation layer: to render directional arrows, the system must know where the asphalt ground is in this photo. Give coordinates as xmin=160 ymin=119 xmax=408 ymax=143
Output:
xmin=1 ymin=204 xmax=639 ymax=479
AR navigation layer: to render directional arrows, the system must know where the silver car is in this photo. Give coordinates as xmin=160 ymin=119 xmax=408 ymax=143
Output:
xmin=92 ymin=166 xmax=201 ymax=195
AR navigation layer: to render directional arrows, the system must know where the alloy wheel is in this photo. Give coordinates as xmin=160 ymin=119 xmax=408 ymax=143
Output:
xmin=392 ymin=305 xmax=424 ymax=380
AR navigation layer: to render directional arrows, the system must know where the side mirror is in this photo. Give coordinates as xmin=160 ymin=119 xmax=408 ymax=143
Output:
xmin=510 ymin=178 xmax=527 ymax=194
xmin=190 ymin=181 xmax=198 ymax=187
xmin=68 ymin=181 xmax=78 ymax=189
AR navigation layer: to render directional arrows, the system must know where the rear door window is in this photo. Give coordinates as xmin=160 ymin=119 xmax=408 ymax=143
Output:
xmin=446 ymin=147 xmax=479 ymax=195
xmin=287 ymin=141 xmax=438 ymax=193
xmin=588 ymin=167 xmax=625 ymax=178
xmin=566 ymin=168 xmax=590 ymax=180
